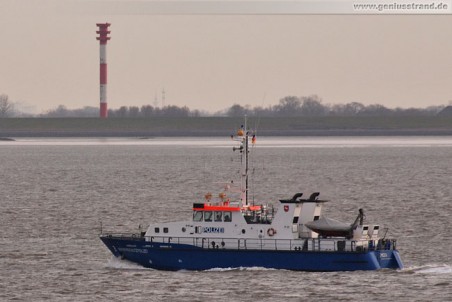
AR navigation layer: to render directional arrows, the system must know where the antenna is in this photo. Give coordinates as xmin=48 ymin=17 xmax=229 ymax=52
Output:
xmin=255 ymin=93 xmax=266 ymax=134
xmin=162 ymin=88 xmax=166 ymax=107
xmin=245 ymin=115 xmax=249 ymax=206
xmin=154 ymin=92 xmax=158 ymax=107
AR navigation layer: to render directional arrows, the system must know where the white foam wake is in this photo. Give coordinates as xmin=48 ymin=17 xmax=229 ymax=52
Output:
xmin=403 ymin=264 xmax=452 ymax=274
xmin=205 ymin=266 xmax=278 ymax=272
xmin=105 ymin=256 xmax=149 ymax=270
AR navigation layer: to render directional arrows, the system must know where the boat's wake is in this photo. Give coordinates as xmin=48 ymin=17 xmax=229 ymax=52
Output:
xmin=105 ymin=256 xmax=149 ymax=270
xmin=104 ymin=258 xmax=281 ymax=272
xmin=401 ymin=264 xmax=452 ymax=275
xmin=205 ymin=266 xmax=278 ymax=272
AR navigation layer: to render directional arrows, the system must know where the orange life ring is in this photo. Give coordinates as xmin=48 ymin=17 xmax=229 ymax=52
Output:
xmin=267 ymin=228 xmax=276 ymax=236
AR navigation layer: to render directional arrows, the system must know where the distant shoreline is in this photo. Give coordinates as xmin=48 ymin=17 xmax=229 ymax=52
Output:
xmin=2 ymin=129 xmax=452 ymax=138
xmin=1 ymin=116 xmax=452 ymax=137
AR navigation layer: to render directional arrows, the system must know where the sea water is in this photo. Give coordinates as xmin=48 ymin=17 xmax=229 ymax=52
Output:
xmin=0 ymin=137 xmax=451 ymax=301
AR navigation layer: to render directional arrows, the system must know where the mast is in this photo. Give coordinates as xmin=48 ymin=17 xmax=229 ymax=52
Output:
xmin=244 ymin=116 xmax=249 ymax=206
xmin=233 ymin=116 xmax=250 ymax=207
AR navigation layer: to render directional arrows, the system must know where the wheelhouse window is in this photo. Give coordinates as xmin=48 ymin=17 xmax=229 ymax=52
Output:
xmin=193 ymin=211 xmax=203 ymax=222
xmin=154 ymin=227 xmax=160 ymax=233
xmin=214 ymin=211 xmax=223 ymax=222
xmin=163 ymin=227 xmax=169 ymax=233
xmin=224 ymin=211 xmax=232 ymax=222
xmin=204 ymin=211 xmax=213 ymax=222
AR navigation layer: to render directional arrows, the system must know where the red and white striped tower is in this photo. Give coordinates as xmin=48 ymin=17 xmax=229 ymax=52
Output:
xmin=96 ymin=23 xmax=111 ymax=118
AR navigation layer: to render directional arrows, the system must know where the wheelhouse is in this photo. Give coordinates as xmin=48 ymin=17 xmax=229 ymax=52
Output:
xmin=192 ymin=201 xmax=240 ymax=223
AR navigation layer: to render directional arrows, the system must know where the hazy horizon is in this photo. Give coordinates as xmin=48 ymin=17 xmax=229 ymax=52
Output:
xmin=1 ymin=0 xmax=452 ymax=114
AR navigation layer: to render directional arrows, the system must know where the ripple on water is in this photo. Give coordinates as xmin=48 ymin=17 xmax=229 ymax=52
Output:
xmin=0 ymin=139 xmax=451 ymax=301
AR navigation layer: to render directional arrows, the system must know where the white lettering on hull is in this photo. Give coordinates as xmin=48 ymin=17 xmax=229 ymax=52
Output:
xmin=118 ymin=247 xmax=148 ymax=254
xmin=203 ymin=227 xmax=225 ymax=233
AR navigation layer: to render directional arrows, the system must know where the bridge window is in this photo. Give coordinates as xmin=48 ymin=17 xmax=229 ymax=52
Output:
xmin=154 ymin=227 xmax=160 ymax=233
xmin=163 ymin=227 xmax=169 ymax=233
xmin=214 ymin=211 xmax=223 ymax=222
xmin=193 ymin=211 xmax=203 ymax=222
xmin=204 ymin=211 xmax=213 ymax=222
xmin=224 ymin=211 xmax=232 ymax=222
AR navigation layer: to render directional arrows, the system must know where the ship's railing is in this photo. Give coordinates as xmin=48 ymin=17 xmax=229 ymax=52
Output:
xmin=102 ymin=233 xmax=397 ymax=252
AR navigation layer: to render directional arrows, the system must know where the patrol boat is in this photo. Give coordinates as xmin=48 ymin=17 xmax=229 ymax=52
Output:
xmin=100 ymin=122 xmax=404 ymax=271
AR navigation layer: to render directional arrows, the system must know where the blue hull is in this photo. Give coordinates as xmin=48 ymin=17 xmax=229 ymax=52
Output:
xmin=100 ymin=236 xmax=403 ymax=271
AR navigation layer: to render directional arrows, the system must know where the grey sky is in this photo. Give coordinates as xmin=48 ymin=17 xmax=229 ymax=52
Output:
xmin=1 ymin=0 xmax=452 ymax=113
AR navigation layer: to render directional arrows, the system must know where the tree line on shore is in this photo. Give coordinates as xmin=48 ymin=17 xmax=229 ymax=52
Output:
xmin=0 ymin=93 xmax=448 ymax=118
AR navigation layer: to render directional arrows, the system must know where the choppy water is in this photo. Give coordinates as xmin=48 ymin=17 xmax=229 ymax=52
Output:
xmin=1 ymin=137 xmax=451 ymax=301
